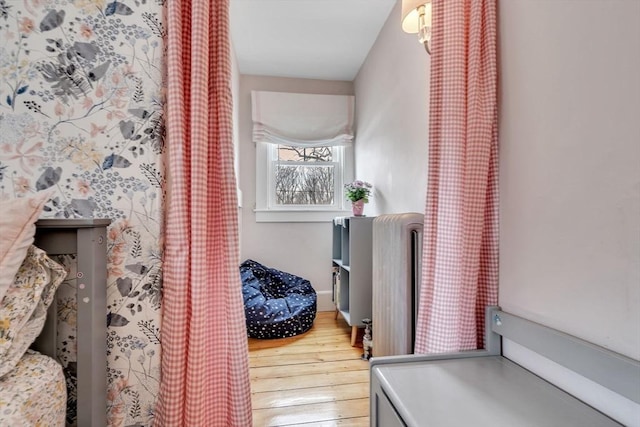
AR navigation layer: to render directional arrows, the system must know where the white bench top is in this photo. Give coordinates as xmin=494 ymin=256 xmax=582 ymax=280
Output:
xmin=373 ymin=355 xmax=622 ymax=427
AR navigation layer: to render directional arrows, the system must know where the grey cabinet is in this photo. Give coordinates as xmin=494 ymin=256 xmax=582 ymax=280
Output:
xmin=332 ymin=216 xmax=374 ymax=346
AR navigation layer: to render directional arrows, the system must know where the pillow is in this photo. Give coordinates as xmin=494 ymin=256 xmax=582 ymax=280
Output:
xmin=0 ymin=191 xmax=52 ymax=303
xmin=0 ymin=245 xmax=66 ymax=378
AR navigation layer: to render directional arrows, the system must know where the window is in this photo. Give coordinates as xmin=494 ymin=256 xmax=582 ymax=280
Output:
xmin=251 ymin=90 xmax=355 ymax=222
xmin=255 ymin=142 xmax=353 ymax=222
xmin=272 ymin=145 xmax=338 ymax=207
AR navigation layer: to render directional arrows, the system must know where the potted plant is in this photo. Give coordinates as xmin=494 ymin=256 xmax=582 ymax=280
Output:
xmin=345 ymin=180 xmax=372 ymax=216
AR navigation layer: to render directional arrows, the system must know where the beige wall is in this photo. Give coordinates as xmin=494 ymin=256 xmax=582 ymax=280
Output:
xmin=231 ymin=40 xmax=240 ymax=186
xmin=499 ymin=0 xmax=640 ymax=360
xmin=354 ymin=1 xmax=430 ymax=215
xmin=499 ymin=1 xmax=640 ymax=423
xmin=238 ymin=75 xmax=353 ymax=310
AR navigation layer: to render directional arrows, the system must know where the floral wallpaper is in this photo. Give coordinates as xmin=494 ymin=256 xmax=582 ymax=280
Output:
xmin=0 ymin=0 xmax=165 ymax=425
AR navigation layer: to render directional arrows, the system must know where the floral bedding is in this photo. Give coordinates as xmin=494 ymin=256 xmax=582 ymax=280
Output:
xmin=0 ymin=245 xmax=67 ymax=426
xmin=0 ymin=350 xmax=66 ymax=426
xmin=0 ymin=245 xmax=66 ymax=377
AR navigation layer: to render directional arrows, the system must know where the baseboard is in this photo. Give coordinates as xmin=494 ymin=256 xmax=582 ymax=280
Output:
xmin=316 ymin=290 xmax=335 ymax=312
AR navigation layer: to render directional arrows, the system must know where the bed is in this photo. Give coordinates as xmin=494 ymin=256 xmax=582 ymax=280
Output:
xmin=0 ymin=350 xmax=67 ymax=425
xmin=370 ymin=306 xmax=640 ymax=426
xmin=0 ymin=194 xmax=68 ymax=425
xmin=0 ymin=193 xmax=110 ymax=426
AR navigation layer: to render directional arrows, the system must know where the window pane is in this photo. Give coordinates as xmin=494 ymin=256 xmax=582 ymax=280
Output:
xmin=275 ymin=164 xmax=335 ymax=205
xmin=277 ymin=146 xmax=333 ymax=162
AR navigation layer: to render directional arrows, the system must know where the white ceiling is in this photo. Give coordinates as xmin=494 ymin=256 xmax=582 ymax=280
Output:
xmin=229 ymin=0 xmax=397 ymax=81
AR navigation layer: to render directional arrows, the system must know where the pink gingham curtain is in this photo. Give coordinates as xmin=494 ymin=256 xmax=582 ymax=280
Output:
xmin=154 ymin=0 xmax=252 ymax=425
xmin=414 ymin=0 xmax=499 ymax=354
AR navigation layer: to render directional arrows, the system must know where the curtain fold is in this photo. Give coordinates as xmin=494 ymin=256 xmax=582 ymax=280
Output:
xmin=154 ymin=0 xmax=252 ymax=425
xmin=414 ymin=0 xmax=499 ymax=354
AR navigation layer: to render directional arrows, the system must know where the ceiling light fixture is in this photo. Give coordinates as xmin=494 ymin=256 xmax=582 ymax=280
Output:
xmin=401 ymin=0 xmax=432 ymax=54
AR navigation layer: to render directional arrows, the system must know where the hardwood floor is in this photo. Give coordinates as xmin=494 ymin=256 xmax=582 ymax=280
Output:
xmin=249 ymin=312 xmax=370 ymax=427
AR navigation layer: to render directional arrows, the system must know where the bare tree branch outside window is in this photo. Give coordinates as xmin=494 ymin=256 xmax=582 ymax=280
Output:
xmin=275 ymin=145 xmax=335 ymax=205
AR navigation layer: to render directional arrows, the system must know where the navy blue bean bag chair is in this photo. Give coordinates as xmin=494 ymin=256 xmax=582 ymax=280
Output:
xmin=240 ymin=259 xmax=317 ymax=339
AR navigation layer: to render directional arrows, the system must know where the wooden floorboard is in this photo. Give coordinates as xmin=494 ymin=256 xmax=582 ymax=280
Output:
xmin=249 ymin=349 xmax=362 ymax=368
xmin=249 ymin=311 xmax=369 ymax=426
xmin=252 ymin=398 xmax=369 ymax=427
xmin=249 ymin=342 xmax=357 ymax=357
xmin=251 ymin=383 xmax=369 ymax=410
xmin=250 ymin=359 xmax=368 ymax=380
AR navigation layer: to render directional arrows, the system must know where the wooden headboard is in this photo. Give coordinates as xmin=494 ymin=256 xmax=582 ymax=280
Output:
xmin=33 ymin=218 xmax=111 ymax=427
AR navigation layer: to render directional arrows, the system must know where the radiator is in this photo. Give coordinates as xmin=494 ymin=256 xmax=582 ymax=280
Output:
xmin=372 ymin=213 xmax=424 ymax=357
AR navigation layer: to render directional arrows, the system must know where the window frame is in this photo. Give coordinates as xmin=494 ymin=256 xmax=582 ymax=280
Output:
xmin=255 ymin=142 xmax=353 ymax=222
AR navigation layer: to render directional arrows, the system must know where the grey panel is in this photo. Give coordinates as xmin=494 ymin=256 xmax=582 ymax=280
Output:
xmin=373 ymin=356 xmax=622 ymax=427
xmin=36 ymin=218 xmax=112 ymax=229
xmin=371 ymin=367 xmax=406 ymax=427
xmin=33 ymin=218 xmax=111 ymax=427
xmin=490 ymin=309 xmax=640 ymax=404
xmin=375 ymin=390 xmax=406 ymax=427
xmin=76 ymin=226 xmax=108 ymax=427
xmin=333 ymin=216 xmax=374 ymax=328
xmin=370 ymin=306 xmax=637 ymax=427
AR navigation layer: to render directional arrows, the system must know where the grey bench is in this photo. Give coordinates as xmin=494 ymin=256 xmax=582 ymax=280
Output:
xmin=370 ymin=306 xmax=640 ymax=426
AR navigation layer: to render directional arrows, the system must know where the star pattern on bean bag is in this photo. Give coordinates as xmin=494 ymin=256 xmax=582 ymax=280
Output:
xmin=240 ymin=259 xmax=317 ymax=339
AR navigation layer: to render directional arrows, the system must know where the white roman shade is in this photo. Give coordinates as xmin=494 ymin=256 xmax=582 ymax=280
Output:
xmin=251 ymin=91 xmax=355 ymax=147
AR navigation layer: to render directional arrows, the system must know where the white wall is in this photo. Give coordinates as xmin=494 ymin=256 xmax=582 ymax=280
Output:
xmin=354 ymin=1 xmax=430 ymax=216
xmin=231 ymin=40 xmax=244 ymax=253
xmin=499 ymin=0 xmax=640 ymax=423
xmin=238 ymin=75 xmax=354 ymax=311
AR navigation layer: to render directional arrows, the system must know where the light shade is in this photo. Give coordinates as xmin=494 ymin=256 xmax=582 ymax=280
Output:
xmin=251 ymin=91 xmax=355 ymax=147
xmin=401 ymin=0 xmax=432 ymax=34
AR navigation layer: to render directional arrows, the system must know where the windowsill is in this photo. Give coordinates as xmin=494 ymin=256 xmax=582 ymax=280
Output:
xmin=254 ymin=209 xmax=352 ymax=223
